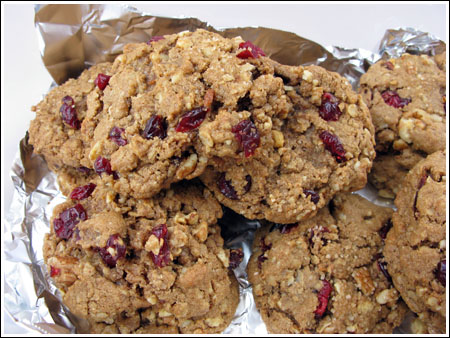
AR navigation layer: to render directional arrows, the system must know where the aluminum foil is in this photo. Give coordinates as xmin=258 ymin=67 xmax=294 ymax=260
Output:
xmin=4 ymin=4 xmax=446 ymax=334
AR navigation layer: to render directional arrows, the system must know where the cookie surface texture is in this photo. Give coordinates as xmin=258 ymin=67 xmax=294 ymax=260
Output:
xmin=248 ymin=193 xmax=407 ymax=333
xmin=44 ymin=181 xmax=239 ymax=333
xmin=384 ymin=150 xmax=446 ymax=333
xmin=359 ymin=53 xmax=446 ymax=198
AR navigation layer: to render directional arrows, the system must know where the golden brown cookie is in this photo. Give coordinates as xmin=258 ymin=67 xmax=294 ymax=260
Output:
xmin=384 ymin=151 xmax=446 ymax=333
xmin=29 ymin=62 xmax=112 ymax=171
xmin=359 ymin=53 xmax=446 ymax=198
xmin=201 ymin=63 xmax=375 ymax=224
xmin=43 ymin=181 xmax=239 ymax=333
xmin=248 ymin=193 xmax=407 ymax=333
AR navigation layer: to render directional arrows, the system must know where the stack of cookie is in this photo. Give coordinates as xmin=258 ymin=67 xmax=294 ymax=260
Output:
xmin=28 ymin=29 xmax=446 ymax=333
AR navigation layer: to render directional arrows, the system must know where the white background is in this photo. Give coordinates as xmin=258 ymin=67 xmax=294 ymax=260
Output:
xmin=2 ymin=2 xmax=447 ymax=334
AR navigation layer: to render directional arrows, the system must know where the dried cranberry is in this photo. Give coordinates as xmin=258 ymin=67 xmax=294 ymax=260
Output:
xmin=218 ymin=173 xmax=239 ymax=200
xmin=384 ymin=61 xmax=394 ymax=70
xmin=53 ymin=203 xmax=87 ymax=239
xmin=244 ymin=175 xmax=252 ymax=193
xmin=77 ymin=166 xmax=92 ymax=174
xmin=319 ymin=92 xmax=342 ymax=121
xmin=377 ymin=259 xmax=392 ymax=283
xmin=147 ymin=35 xmax=165 ymax=44
xmin=232 ymin=120 xmax=261 ymax=157
xmin=142 ymin=115 xmax=167 ymax=140
xmin=237 ymin=41 xmax=265 ymax=59
xmin=175 ymin=107 xmax=208 ymax=132
xmin=257 ymin=237 xmax=272 ymax=268
xmin=304 ymin=189 xmax=320 ymax=204
xmin=109 ymin=126 xmax=127 ymax=146
xmin=378 ymin=219 xmax=393 ymax=240
xmin=69 ymin=183 xmax=96 ymax=200
xmin=97 ymin=234 xmax=126 ymax=268
xmin=435 ymin=260 xmax=446 ymax=286
xmin=50 ymin=266 xmax=61 ymax=277
xmin=229 ymin=248 xmax=244 ymax=270
xmin=94 ymin=156 xmax=113 ymax=176
xmin=94 ymin=73 xmax=111 ymax=90
xmin=381 ymin=90 xmax=411 ymax=108
xmin=280 ymin=223 xmax=298 ymax=234
xmin=150 ymin=224 xmax=171 ymax=268
xmin=314 ymin=280 xmax=332 ymax=319
xmin=319 ymin=131 xmax=347 ymax=163
xmin=60 ymin=96 xmax=80 ymax=129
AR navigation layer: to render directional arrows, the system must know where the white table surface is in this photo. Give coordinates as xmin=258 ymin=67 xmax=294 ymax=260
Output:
xmin=2 ymin=3 xmax=447 ymax=334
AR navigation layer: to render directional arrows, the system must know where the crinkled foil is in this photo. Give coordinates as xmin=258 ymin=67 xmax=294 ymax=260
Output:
xmin=4 ymin=4 xmax=446 ymax=334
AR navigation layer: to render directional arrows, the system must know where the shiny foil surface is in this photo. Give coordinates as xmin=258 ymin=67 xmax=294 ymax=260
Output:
xmin=4 ymin=4 xmax=445 ymax=334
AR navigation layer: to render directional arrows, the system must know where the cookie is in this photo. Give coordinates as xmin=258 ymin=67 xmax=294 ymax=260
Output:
xmin=69 ymin=29 xmax=294 ymax=199
xmin=434 ymin=51 xmax=446 ymax=72
xmin=247 ymin=193 xmax=407 ymax=333
xmin=43 ymin=181 xmax=239 ymax=333
xmin=29 ymin=62 xmax=113 ymax=172
xmin=359 ymin=53 xmax=446 ymax=198
xmin=384 ymin=150 xmax=446 ymax=333
xmin=201 ymin=63 xmax=375 ymax=224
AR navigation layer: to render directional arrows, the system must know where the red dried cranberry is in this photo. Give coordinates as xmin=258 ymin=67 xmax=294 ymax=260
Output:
xmin=232 ymin=120 xmax=261 ymax=157
xmin=175 ymin=107 xmax=208 ymax=132
xmin=377 ymin=259 xmax=392 ymax=283
xmin=314 ymin=280 xmax=332 ymax=319
xmin=319 ymin=131 xmax=347 ymax=163
xmin=109 ymin=126 xmax=127 ymax=146
xmin=218 ymin=173 xmax=238 ymax=200
xmin=384 ymin=61 xmax=394 ymax=70
xmin=435 ymin=260 xmax=446 ymax=286
xmin=50 ymin=266 xmax=61 ymax=277
xmin=304 ymin=189 xmax=320 ymax=204
xmin=69 ymin=183 xmax=96 ymax=200
xmin=229 ymin=248 xmax=244 ymax=270
xmin=150 ymin=224 xmax=171 ymax=268
xmin=147 ymin=35 xmax=165 ymax=44
xmin=244 ymin=175 xmax=252 ymax=193
xmin=94 ymin=156 xmax=113 ymax=176
xmin=60 ymin=96 xmax=80 ymax=129
xmin=53 ymin=203 xmax=87 ymax=239
xmin=378 ymin=219 xmax=393 ymax=240
xmin=381 ymin=90 xmax=411 ymax=108
xmin=94 ymin=73 xmax=111 ymax=90
xmin=237 ymin=41 xmax=265 ymax=59
xmin=271 ymin=223 xmax=298 ymax=235
xmin=319 ymin=92 xmax=342 ymax=121
xmin=98 ymin=234 xmax=126 ymax=268
xmin=142 ymin=115 xmax=167 ymax=140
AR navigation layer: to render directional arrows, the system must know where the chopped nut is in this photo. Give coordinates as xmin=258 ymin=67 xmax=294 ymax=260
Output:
xmin=158 ymin=309 xmax=172 ymax=318
xmin=302 ymin=70 xmax=313 ymax=82
xmin=217 ymin=249 xmax=229 ymax=268
xmin=175 ymin=154 xmax=198 ymax=180
xmin=398 ymin=118 xmax=415 ymax=144
xmin=393 ymin=139 xmax=409 ymax=151
xmin=205 ymin=317 xmax=223 ymax=327
xmin=353 ymin=267 xmax=375 ymax=295
xmin=346 ymin=104 xmax=358 ymax=117
xmin=145 ymin=235 xmax=160 ymax=255
xmin=272 ymin=130 xmax=284 ymax=148
xmin=146 ymin=294 xmax=157 ymax=305
xmin=376 ymin=288 xmax=398 ymax=304
xmin=89 ymin=141 xmax=103 ymax=161
xmin=411 ymin=317 xmax=427 ymax=334
xmin=193 ymin=221 xmax=208 ymax=242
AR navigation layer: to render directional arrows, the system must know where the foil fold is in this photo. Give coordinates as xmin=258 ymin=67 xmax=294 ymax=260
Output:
xmin=4 ymin=4 xmax=445 ymax=334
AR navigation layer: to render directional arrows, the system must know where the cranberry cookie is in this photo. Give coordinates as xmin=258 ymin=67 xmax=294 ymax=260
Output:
xmin=29 ymin=63 xmax=112 ymax=172
xmin=201 ymin=63 xmax=375 ymax=224
xmin=43 ymin=181 xmax=239 ymax=333
xmin=248 ymin=193 xmax=407 ymax=333
xmin=359 ymin=53 xmax=446 ymax=198
xmin=384 ymin=151 xmax=446 ymax=333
